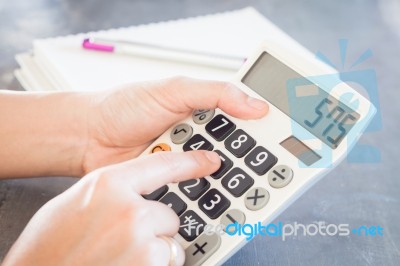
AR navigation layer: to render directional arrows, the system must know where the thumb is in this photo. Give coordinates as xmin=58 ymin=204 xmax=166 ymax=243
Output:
xmin=152 ymin=76 xmax=269 ymax=120
xmin=112 ymin=150 xmax=221 ymax=195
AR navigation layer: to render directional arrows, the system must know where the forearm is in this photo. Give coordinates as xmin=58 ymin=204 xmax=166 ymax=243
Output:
xmin=0 ymin=91 xmax=90 ymax=178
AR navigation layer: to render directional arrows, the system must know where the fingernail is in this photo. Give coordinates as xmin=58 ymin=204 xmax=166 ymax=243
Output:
xmin=247 ymin=97 xmax=267 ymax=110
xmin=205 ymin=151 xmax=221 ymax=164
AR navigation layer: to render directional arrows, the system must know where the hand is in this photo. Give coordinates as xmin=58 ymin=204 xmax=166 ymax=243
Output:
xmin=0 ymin=76 xmax=268 ymax=179
xmin=3 ymin=150 xmax=222 ymax=266
xmin=83 ymin=76 xmax=268 ymax=173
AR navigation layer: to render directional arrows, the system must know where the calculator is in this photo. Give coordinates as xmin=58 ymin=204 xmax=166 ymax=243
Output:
xmin=140 ymin=42 xmax=376 ymax=266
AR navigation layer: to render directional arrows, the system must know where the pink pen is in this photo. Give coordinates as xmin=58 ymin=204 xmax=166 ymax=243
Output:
xmin=82 ymin=37 xmax=245 ymax=70
xmin=82 ymin=38 xmax=115 ymax=52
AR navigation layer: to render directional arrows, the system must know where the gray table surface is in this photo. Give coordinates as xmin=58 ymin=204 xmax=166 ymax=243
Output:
xmin=1 ymin=0 xmax=399 ymax=265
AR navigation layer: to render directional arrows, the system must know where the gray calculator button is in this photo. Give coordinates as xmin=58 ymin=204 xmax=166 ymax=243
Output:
xmin=170 ymin=123 xmax=193 ymax=144
xmin=184 ymin=233 xmax=221 ymax=266
xmin=245 ymin=187 xmax=270 ymax=211
xmin=192 ymin=109 xmax=215 ymax=124
xmin=220 ymin=209 xmax=246 ymax=233
xmin=268 ymin=165 xmax=293 ymax=188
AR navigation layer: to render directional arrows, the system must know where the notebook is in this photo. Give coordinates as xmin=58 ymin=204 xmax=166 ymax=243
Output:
xmin=15 ymin=7 xmax=316 ymax=92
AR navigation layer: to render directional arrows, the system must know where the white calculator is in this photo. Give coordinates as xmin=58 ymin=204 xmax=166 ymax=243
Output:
xmin=140 ymin=42 xmax=376 ymax=266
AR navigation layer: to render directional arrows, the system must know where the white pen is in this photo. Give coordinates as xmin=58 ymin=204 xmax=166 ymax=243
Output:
xmin=82 ymin=37 xmax=245 ymax=70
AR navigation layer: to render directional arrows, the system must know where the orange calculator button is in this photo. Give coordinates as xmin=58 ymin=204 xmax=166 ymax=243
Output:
xmin=150 ymin=143 xmax=171 ymax=153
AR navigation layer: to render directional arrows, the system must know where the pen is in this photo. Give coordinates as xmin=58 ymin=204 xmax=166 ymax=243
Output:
xmin=82 ymin=37 xmax=245 ymax=70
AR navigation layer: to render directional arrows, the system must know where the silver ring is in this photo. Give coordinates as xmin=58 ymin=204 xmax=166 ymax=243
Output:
xmin=161 ymin=236 xmax=178 ymax=266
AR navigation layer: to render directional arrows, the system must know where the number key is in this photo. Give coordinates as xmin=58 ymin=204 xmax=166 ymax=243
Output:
xmin=210 ymin=150 xmax=233 ymax=179
xmin=183 ymin=134 xmax=214 ymax=151
xmin=159 ymin=192 xmax=187 ymax=216
xmin=198 ymin=188 xmax=230 ymax=219
xmin=142 ymin=185 xmax=168 ymax=200
xmin=224 ymin=129 xmax=256 ymax=158
xmin=221 ymin=168 xmax=254 ymax=197
xmin=245 ymin=146 xmax=277 ymax=175
xmin=179 ymin=178 xmax=210 ymax=200
xmin=205 ymin=114 xmax=236 ymax=141
xmin=179 ymin=210 xmax=206 ymax=241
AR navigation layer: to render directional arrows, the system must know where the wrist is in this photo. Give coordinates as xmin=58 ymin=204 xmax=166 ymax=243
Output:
xmin=80 ymin=89 xmax=125 ymax=175
xmin=60 ymin=92 xmax=93 ymax=177
xmin=0 ymin=91 xmax=93 ymax=178
xmin=28 ymin=91 xmax=93 ymax=177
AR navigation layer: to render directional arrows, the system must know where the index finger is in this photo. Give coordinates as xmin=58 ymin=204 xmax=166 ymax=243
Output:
xmin=109 ymin=150 xmax=221 ymax=195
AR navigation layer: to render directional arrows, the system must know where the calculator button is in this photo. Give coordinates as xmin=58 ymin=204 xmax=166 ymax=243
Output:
xmin=198 ymin=188 xmax=230 ymax=219
xmin=183 ymin=134 xmax=214 ymax=151
xmin=210 ymin=150 xmax=233 ymax=179
xmin=170 ymin=123 xmax=193 ymax=144
xmin=224 ymin=129 xmax=256 ymax=158
xmin=220 ymin=209 xmax=246 ymax=233
xmin=221 ymin=168 xmax=254 ymax=197
xmin=150 ymin=143 xmax=171 ymax=153
xmin=179 ymin=210 xmax=206 ymax=241
xmin=205 ymin=114 xmax=236 ymax=141
xmin=244 ymin=146 xmax=277 ymax=175
xmin=142 ymin=185 xmax=168 ymax=200
xmin=245 ymin=187 xmax=270 ymax=211
xmin=178 ymin=178 xmax=210 ymax=201
xmin=268 ymin=165 xmax=293 ymax=188
xmin=159 ymin=192 xmax=187 ymax=216
xmin=192 ymin=109 xmax=215 ymax=124
xmin=184 ymin=233 xmax=221 ymax=266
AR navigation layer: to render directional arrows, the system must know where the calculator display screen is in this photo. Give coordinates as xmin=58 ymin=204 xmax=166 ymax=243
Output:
xmin=242 ymin=52 xmax=360 ymax=149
